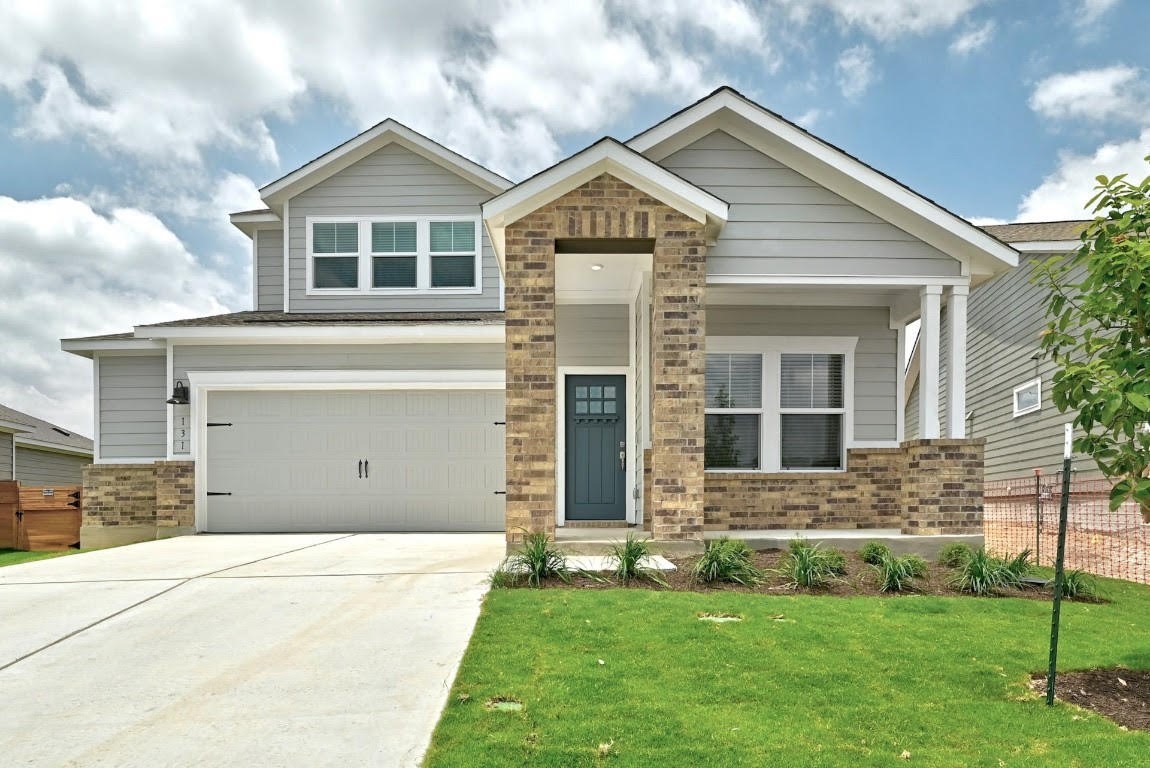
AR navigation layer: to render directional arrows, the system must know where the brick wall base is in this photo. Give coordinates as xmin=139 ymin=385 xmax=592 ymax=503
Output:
xmin=701 ymin=440 xmax=984 ymax=535
xmin=81 ymin=461 xmax=196 ymax=547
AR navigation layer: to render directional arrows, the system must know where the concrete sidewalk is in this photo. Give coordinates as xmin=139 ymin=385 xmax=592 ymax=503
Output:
xmin=0 ymin=533 xmax=504 ymax=767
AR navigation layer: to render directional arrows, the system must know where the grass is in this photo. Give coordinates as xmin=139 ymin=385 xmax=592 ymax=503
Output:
xmin=0 ymin=548 xmax=75 ymax=568
xmin=426 ymin=578 xmax=1150 ymax=767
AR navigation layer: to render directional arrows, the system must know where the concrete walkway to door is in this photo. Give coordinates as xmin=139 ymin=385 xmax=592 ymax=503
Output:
xmin=0 ymin=533 xmax=505 ymax=767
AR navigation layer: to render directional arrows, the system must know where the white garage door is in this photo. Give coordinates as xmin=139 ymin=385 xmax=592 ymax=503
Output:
xmin=203 ymin=390 xmax=505 ymax=532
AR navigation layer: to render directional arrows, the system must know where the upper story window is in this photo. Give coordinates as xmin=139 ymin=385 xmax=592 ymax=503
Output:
xmin=307 ymin=216 xmax=481 ymax=295
xmin=1013 ymin=378 xmax=1042 ymax=417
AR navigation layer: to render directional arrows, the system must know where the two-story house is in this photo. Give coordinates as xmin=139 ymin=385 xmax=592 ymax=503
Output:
xmin=63 ymin=87 xmax=1017 ymax=549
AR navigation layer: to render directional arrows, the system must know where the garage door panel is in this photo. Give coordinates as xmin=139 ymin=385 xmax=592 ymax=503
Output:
xmin=205 ymin=389 xmax=505 ymax=532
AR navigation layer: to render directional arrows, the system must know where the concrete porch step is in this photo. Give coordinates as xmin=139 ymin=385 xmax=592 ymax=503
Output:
xmin=554 ymin=527 xmax=703 ymax=556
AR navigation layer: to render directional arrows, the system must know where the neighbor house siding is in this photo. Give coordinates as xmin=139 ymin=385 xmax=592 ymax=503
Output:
xmin=98 ymin=355 xmax=167 ymax=460
xmin=255 ymin=228 xmax=284 ymax=311
xmin=659 ymin=131 xmax=961 ymax=278
xmin=708 ymin=306 xmax=898 ymax=442
xmin=557 ymin=304 xmax=629 ymax=367
xmin=0 ymin=432 xmax=12 ymax=479
xmin=14 ymin=447 xmax=88 ymax=485
xmin=287 ymin=143 xmax=501 ymax=312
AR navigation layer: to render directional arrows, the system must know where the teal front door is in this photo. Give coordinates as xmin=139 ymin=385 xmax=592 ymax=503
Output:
xmin=565 ymin=375 xmax=627 ymax=520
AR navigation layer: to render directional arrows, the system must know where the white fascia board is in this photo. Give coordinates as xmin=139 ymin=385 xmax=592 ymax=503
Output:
xmin=131 ymin=323 xmax=506 ymax=344
xmin=707 ymin=274 xmax=971 ymax=287
xmin=1012 ymin=240 xmax=1080 ymax=253
xmin=229 ymin=211 xmax=281 ymax=237
xmin=628 ymin=91 xmax=1018 ymax=275
xmin=483 ymin=140 xmax=728 ymax=268
xmin=13 ymin=437 xmax=93 ymax=459
xmin=259 ymin=120 xmax=511 ymax=210
xmin=60 ymin=338 xmax=167 ymax=357
xmin=187 ymin=368 xmax=505 ymax=390
xmin=0 ymin=420 xmax=29 ymax=434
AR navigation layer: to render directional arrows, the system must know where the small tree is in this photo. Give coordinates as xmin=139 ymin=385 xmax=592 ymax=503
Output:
xmin=1038 ymin=156 xmax=1150 ymax=520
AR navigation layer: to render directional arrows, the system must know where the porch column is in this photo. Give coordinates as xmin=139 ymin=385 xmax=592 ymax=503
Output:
xmin=503 ymin=216 xmax=557 ymax=542
xmin=918 ymin=285 xmax=942 ymax=439
xmin=946 ymin=285 xmax=969 ymax=438
xmin=649 ymin=223 xmax=707 ymax=542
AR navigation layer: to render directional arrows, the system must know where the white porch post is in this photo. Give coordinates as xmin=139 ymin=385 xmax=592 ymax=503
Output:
xmin=946 ymin=285 xmax=969 ymax=438
xmin=918 ymin=285 xmax=942 ymax=439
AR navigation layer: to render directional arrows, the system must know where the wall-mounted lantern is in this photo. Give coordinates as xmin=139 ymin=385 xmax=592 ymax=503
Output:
xmin=166 ymin=380 xmax=190 ymax=405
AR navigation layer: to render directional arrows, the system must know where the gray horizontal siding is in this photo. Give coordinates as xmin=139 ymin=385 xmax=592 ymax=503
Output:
xmin=173 ymin=343 xmax=505 ymax=383
xmin=0 ymin=432 xmax=11 ymax=480
xmin=99 ymin=355 xmax=167 ymax=459
xmin=287 ymin=143 xmax=500 ymax=312
xmin=255 ymin=228 xmax=284 ymax=311
xmin=14 ymin=447 xmax=87 ymax=485
xmin=708 ymin=306 xmax=897 ymax=442
xmin=557 ymin=304 xmax=629 ymax=367
xmin=659 ymin=131 xmax=961 ymax=279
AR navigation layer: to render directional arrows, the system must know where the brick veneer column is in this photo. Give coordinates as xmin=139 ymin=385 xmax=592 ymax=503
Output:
xmin=902 ymin=439 xmax=985 ymax=534
xmin=649 ymin=217 xmax=707 ymax=541
xmin=501 ymin=172 xmax=707 ymax=544
xmin=155 ymin=460 xmax=196 ymax=534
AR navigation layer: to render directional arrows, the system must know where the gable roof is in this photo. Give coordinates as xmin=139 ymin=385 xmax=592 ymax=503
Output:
xmin=980 ymin=220 xmax=1088 ymax=252
xmin=0 ymin=403 xmax=93 ymax=456
xmin=628 ymin=87 xmax=1018 ymax=282
xmin=482 ymin=137 xmax=729 ymax=267
xmin=256 ymin=119 xmax=512 ymax=214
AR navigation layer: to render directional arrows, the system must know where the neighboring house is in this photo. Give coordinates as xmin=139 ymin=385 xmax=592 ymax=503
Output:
xmin=0 ymin=403 xmax=94 ymax=485
xmin=904 ymin=220 xmax=1090 ymax=481
xmin=62 ymin=87 xmax=1017 ymax=549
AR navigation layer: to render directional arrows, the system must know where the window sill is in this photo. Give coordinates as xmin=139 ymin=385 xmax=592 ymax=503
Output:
xmin=705 ymin=468 xmax=847 ymax=476
xmin=304 ymin=286 xmax=483 ymax=297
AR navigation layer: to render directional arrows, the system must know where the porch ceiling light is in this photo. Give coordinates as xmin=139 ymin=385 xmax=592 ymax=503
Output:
xmin=590 ymin=263 xmax=604 ymax=271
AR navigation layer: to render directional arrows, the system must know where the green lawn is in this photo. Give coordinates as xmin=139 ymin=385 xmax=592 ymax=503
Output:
xmin=0 ymin=548 xmax=75 ymax=568
xmin=426 ymin=581 xmax=1150 ymax=767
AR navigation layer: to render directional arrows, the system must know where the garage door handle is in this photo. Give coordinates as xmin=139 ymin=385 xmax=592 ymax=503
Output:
xmin=493 ymin=491 xmax=507 ymax=495
xmin=364 ymin=460 xmax=369 ymax=478
xmin=358 ymin=460 xmax=363 ymax=479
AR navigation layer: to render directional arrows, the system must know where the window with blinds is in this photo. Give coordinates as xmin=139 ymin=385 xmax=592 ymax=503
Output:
xmin=704 ymin=353 xmax=762 ymax=470
xmin=779 ymin=353 xmax=845 ymax=470
xmin=429 ymin=221 xmax=477 ymax=288
xmin=371 ymin=221 xmax=417 ymax=288
xmin=312 ymin=222 xmax=360 ymax=288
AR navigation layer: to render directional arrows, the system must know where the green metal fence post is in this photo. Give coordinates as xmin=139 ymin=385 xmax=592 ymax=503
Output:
xmin=1046 ymin=425 xmax=1073 ymax=707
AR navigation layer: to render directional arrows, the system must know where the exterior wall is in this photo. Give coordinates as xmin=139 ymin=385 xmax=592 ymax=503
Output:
xmin=98 ymin=354 xmax=167 ymax=460
xmin=286 ymin=143 xmax=501 ymax=312
xmin=504 ymin=172 xmax=706 ymax=543
xmin=709 ymin=306 xmax=898 ymax=443
xmin=14 ymin=447 xmax=89 ymax=485
xmin=556 ymin=304 xmax=629 ymax=366
xmin=255 ymin=228 xmax=284 ymax=311
xmin=81 ymin=461 xmax=195 ymax=548
xmin=704 ymin=439 xmax=984 ymax=534
xmin=0 ymin=431 xmax=11 ymax=480
xmin=659 ymin=130 xmax=961 ymax=278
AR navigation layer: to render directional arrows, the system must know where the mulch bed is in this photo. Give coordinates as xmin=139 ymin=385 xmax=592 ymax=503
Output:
xmin=1030 ymin=668 xmax=1150 ymax=732
xmin=530 ymin=549 xmax=1104 ymax=602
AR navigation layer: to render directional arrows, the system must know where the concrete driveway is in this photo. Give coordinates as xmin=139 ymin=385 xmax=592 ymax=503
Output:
xmin=0 ymin=533 xmax=505 ymax=768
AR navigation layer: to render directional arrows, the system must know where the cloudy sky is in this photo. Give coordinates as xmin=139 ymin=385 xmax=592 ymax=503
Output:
xmin=0 ymin=0 xmax=1146 ymax=436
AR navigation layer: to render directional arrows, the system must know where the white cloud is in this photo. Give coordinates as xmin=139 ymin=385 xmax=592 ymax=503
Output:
xmin=782 ymin=0 xmax=987 ymax=40
xmin=0 ymin=197 xmax=243 ymax=433
xmin=795 ymin=108 xmax=825 ymax=128
xmin=836 ymin=45 xmax=876 ymax=100
xmin=1078 ymin=0 xmax=1121 ymax=26
xmin=1029 ymin=65 xmax=1146 ymax=123
xmin=949 ymin=20 xmax=995 ymax=56
xmin=1016 ymin=130 xmax=1150 ymax=221
xmin=967 ymin=216 xmax=1009 ymax=226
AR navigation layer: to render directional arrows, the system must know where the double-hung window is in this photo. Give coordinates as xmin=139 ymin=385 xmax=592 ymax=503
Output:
xmin=307 ymin=216 xmax=480 ymax=294
xmin=704 ymin=339 xmax=854 ymax=472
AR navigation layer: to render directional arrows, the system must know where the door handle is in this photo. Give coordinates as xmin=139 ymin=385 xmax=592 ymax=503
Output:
xmin=364 ymin=459 xmax=369 ymax=478
xmin=618 ymin=441 xmax=626 ymax=472
xmin=358 ymin=459 xmax=363 ymax=479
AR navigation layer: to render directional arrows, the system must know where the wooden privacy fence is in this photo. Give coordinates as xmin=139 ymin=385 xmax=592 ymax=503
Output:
xmin=0 ymin=480 xmax=82 ymax=551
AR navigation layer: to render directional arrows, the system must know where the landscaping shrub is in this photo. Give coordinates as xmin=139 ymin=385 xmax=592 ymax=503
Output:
xmin=950 ymin=548 xmax=1019 ymax=596
xmin=859 ymin=541 xmax=893 ymax=565
xmin=779 ymin=541 xmax=844 ymax=589
xmin=873 ymin=554 xmax=925 ymax=593
xmin=489 ymin=566 xmax=519 ymax=589
xmin=1004 ymin=549 xmax=1034 ymax=580
xmin=1060 ymin=569 xmax=1100 ymax=600
xmin=693 ymin=537 xmax=764 ymax=586
xmin=506 ymin=531 xmax=570 ymax=587
xmin=608 ymin=533 xmax=666 ymax=586
xmin=938 ymin=542 xmax=974 ymax=568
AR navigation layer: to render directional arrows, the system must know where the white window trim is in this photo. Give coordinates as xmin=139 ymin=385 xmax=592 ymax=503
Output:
xmin=1013 ymin=377 xmax=1042 ymax=418
xmin=305 ymin=215 xmax=482 ymax=296
xmin=706 ymin=336 xmax=857 ymax=473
